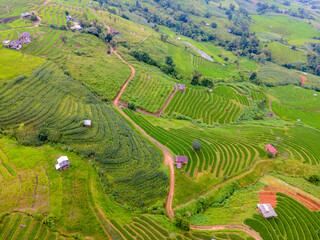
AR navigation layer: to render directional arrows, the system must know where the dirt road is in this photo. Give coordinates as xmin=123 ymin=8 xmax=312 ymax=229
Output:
xmin=105 ymin=18 xmax=261 ymax=238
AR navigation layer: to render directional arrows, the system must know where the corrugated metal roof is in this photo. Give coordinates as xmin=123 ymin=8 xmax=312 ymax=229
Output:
xmin=175 ymin=156 xmax=188 ymax=163
xmin=257 ymin=204 xmax=278 ymax=218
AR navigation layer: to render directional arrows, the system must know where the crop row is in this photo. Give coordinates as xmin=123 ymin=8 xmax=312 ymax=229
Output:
xmin=192 ymin=55 xmax=236 ymax=79
xmin=245 ymin=193 xmax=320 ymax=240
xmin=22 ymin=28 xmax=65 ymax=57
xmin=110 ymin=216 xmax=242 ymax=240
xmin=121 ymin=72 xmax=175 ymax=113
xmin=165 ymin=86 xmax=249 ymax=125
xmin=0 ymin=213 xmax=57 ymax=240
xmin=124 ymin=109 xmax=259 ymax=178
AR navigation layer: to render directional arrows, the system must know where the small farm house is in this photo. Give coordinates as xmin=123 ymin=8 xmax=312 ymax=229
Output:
xmin=55 ymin=156 xmax=70 ymax=170
xmin=209 ymin=89 xmax=213 ymax=93
xmin=175 ymin=156 xmax=188 ymax=169
xmin=21 ymin=12 xmax=31 ymax=18
xmin=19 ymin=32 xmax=31 ymax=44
xmin=265 ymin=144 xmax=278 ymax=155
xmin=83 ymin=120 xmax=92 ymax=127
xmin=178 ymin=84 xmax=186 ymax=91
xmin=257 ymin=204 xmax=277 ymax=218
xmin=75 ymin=25 xmax=83 ymax=31
xmin=9 ymin=40 xmax=22 ymax=50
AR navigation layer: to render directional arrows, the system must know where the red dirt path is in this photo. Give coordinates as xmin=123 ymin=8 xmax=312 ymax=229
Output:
xmin=258 ymin=186 xmax=320 ymax=211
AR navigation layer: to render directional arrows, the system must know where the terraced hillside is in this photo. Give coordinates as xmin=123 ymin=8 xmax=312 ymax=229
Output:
xmin=0 ymin=213 xmax=64 ymax=239
xmin=121 ymin=65 xmax=175 ymax=113
xmin=108 ymin=216 xmax=254 ymax=240
xmin=267 ymin=42 xmax=307 ymax=64
xmin=270 ymin=85 xmax=320 ymax=130
xmin=0 ymin=0 xmax=43 ymax=18
xmin=0 ymin=63 xmax=169 ymax=209
xmin=192 ymin=55 xmax=237 ymax=79
xmin=124 ymin=109 xmax=320 ymax=178
xmin=165 ymin=85 xmax=250 ymax=125
xmin=245 ymin=193 xmax=320 ymax=240
xmin=22 ymin=27 xmax=67 ymax=57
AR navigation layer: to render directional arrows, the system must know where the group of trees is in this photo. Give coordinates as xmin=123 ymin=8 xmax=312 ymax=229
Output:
xmin=190 ymin=70 xmax=214 ymax=88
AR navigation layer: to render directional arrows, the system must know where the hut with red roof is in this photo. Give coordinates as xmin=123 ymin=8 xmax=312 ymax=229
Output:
xmin=265 ymin=144 xmax=278 ymax=155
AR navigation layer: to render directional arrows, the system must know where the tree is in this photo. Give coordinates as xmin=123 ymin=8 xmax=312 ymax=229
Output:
xmin=307 ymin=175 xmax=320 ymax=186
xmin=211 ymin=22 xmax=217 ymax=28
xmin=267 ymin=151 xmax=275 ymax=158
xmin=192 ymin=139 xmax=201 ymax=152
xmin=30 ymin=12 xmax=38 ymax=21
xmin=66 ymin=21 xmax=72 ymax=29
xmin=110 ymin=39 xmax=117 ymax=49
xmin=174 ymin=214 xmax=190 ymax=231
xmin=191 ymin=70 xmax=202 ymax=85
xmin=61 ymin=35 xmax=67 ymax=43
xmin=128 ymin=102 xmax=136 ymax=111
xmin=105 ymin=33 xmax=113 ymax=42
xmin=200 ymin=77 xmax=213 ymax=88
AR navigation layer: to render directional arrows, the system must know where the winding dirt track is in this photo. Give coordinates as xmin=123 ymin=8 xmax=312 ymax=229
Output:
xmin=111 ymin=49 xmax=175 ymax=220
xmin=103 ymin=18 xmax=262 ymax=239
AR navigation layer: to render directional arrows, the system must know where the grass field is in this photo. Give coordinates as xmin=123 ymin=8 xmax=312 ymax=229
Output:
xmin=121 ymin=63 xmax=175 ymax=113
xmin=54 ymin=32 xmax=131 ymax=101
xmin=245 ymin=193 xmax=320 ymax=240
xmin=0 ymin=48 xmax=44 ymax=81
xmin=165 ymin=85 xmax=250 ymax=125
xmin=250 ymin=15 xmax=320 ymax=45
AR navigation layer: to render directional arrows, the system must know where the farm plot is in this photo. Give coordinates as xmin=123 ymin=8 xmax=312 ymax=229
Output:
xmin=258 ymin=62 xmax=301 ymax=86
xmin=0 ymin=213 xmax=62 ymax=240
xmin=250 ymin=15 xmax=320 ymax=45
xmin=121 ymin=65 xmax=175 ymax=113
xmin=192 ymin=55 xmax=237 ymax=79
xmin=0 ymin=63 xmax=169 ymax=209
xmin=124 ymin=109 xmax=320 ymax=177
xmin=270 ymin=85 xmax=320 ymax=111
xmin=267 ymin=42 xmax=307 ymax=64
xmin=165 ymin=85 xmax=250 ymax=125
xmin=108 ymin=216 xmax=251 ymax=240
xmin=0 ymin=0 xmax=43 ymax=18
xmin=245 ymin=193 xmax=320 ymax=240
xmin=22 ymin=28 xmax=66 ymax=57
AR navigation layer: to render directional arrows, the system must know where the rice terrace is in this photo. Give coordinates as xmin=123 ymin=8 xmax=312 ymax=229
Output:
xmin=1 ymin=0 xmax=320 ymax=239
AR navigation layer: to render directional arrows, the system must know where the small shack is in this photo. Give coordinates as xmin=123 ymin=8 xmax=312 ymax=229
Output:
xmin=178 ymin=84 xmax=186 ymax=91
xmin=55 ymin=156 xmax=70 ymax=170
xmin=66 ymin=15 xmax=75 ymax=21
xmin=257 ymin=204 xmax=277 ymax=218
xmin=75 ymin=25 xmax=83 ymax=31
xmin=9 ymin=40 xmax=22 ymax=50
xmin=83 ymin=120 xmax=92 ymax=127
xmin=19 ymin=32 xmax=31 ymax=43
xmin=111 ymin=29 xmax=119 ymax=35
xmin=265 ymin=144 xmax=278 ymax=155
xmin=2 ymin=40 xmax=10 ymax=47
xmin=175 ymin=156 xmax=188 ymax=169
xmin=21 ymin=12 xmax=31 ymax=18
xmin=209 ymin=89 xmax=213 ymax=93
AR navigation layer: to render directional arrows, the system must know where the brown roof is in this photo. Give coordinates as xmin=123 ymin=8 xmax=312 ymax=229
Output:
xmin=175 ymin=156 xmax=188 ymax=163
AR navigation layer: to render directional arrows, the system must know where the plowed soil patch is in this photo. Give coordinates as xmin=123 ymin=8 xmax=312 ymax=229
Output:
xmin=258 ymin=186 xmax=320 ymax=211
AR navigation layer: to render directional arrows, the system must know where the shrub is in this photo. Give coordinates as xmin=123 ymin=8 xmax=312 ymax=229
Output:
xmin=128 ymin=102 xmax=136 ymax=111
xmin=174 ymin=214 xmax=190 ymax=231
xmin=307 ymin=175 xmax=320 ymax=186
xmin=192 ymin=139 xmax=201 ymax=152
